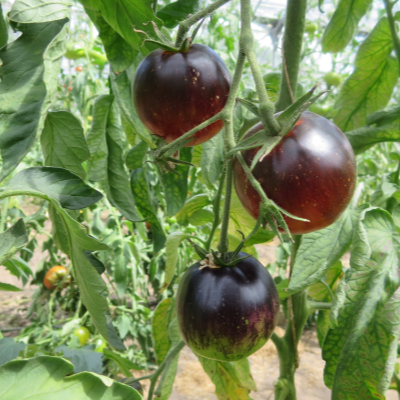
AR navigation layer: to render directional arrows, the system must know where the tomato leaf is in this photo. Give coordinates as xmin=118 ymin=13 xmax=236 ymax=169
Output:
xmin=322 ymin=0 xmax=373 ymax=53
xmin=126 ymin=141 xmax=149 ymax=170
xmin=55 ymin=345 xmax=103 ymax=374
xmin=0 ymin=356 xmax=143 ymax=399
xmin=9 ymin=0 xmax=71 ymax=23
xmin=110 ymin=69 xmax=155 ymax=147
xmin=157 ymin=0 xmax=200 ymax=29
xmin=0 ymin=3 xmax=8 ymax=48
xmin=287 ymin=208 xmax=354 ymax=295
xmin=130 ymin=168 xmax=166 ymax=253
xmin=159 ymin=148 xmax=192 ymax=216
xmin=160 ymin=232 xmax=187 ymax=293
xmin=85 ymin=9 xmax=138 ymax=73
xmin=3 ymin=256 xmax=33 ymax=286
xmin=176 ymin=194 xmax=210 ymax=225
xmin=198 ymin=356 xmax=256 ymax=399
xmin=8 ymin=167 xmax=102 ymax=210
xmin=0 ymin=219 xmax=28 ymax=266
xmin=0 ymin=282 xmax=22 ymax=292
xmin=87 ymin=94 xmax=142 ymax=222
xmin=41 ymin=111 xmax=90 ymax=180
xmin=0 ymin=338 xmax=26 ymax=366
xmin=201 ymin=132 xmax=225 ymax=189
xmin=0 ymin=18 xmax=68 ymax=182
xmin=323 ymin=208 xmax=399 ymax=398
xmin=103 ymin=349 xmax=144 ymax=376
xmin=334 ymin=17 xmax=399 ymax=131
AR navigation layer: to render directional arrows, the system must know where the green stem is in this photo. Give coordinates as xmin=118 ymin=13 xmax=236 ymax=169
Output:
xmin=275 ymin=0 xmax=307 ymax=112
xmin=0 ymin=197 xmax=9 ymax=233
xmin=384 ymin=0 xmax=400 ymax=74
xmin=205 ymin=167 xmax=227 ymax=251
xmin=307 ymin=301 xmax=332 ymax=312
xmin=175 ymin=0 xmax=231 ymax=47
xmin=240 ymin=0 xmax=280 ymax=136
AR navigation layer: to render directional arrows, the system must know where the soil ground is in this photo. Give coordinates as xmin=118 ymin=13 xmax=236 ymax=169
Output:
xmin=0 ymin=231 xmax=398 ymax=399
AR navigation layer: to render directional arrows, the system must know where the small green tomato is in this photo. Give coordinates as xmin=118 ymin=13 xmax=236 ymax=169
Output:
xmin=323 ymin=71 xmax=342 ymax=87
xmin=94 ymin=338 xmax=107 ymax=353
xmin=73 ymin=326 xmax=90 ymax=346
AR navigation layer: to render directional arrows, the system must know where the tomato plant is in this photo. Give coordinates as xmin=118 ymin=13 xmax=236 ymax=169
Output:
xmin=176 ymin=252 xmax=279 ymax=361
xmin=73 ymin=327 xmax=90 ymax=346
xmin=234 ymin=112 xmax=357 ymax=234
xmin=43 ymin=266 xmax=71 ymax=291
xmin=133 ymin=44 xmax=231 ymax=146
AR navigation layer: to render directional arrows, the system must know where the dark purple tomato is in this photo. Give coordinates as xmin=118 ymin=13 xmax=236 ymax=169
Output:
xmin=176 ymin=252 xmax=279 ymax=362
xmin=233 ymin=111 xmax=357 ymax=234
xmin=133 ymin=44 xmax=231 ymax=146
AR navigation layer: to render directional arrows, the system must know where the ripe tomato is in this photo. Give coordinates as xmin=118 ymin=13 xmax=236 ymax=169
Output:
xmin=133 ymin=44 xmax=231 ymax=146
xmin=74 ymin=326 xmax=90 ymax=346
xmin=43 ymin=265 xmax=71 ymax=290
xmin=233 ymin=112 xmax=356 ymax=235
xmin=75 ymin=66 xmax=83 ymax=72
xmin=176 ymin=253 xmax=279 ymax=362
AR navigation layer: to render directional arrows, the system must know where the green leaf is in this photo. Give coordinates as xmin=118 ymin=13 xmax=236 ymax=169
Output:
xmin=157 ymin=0 xmax=200 ymax=29
xmin=176 ymin=194 xmax=210 ymax=225
xmin=159 ymin=232 xmax=187 ymax=293
xmin=3 ymin=256 xmax=33 ymax=286
xmin=152 ymin=298 xmax=176 ymax=364
xmin=55 ymin=345 xmax=103 ymax=374
xmin=334 ymin=17 xmax=399 ymax=131
xmin=346 ymin=123 xmax=400 ymax=155
xmin=201 ymin=132 xmax=224 ymax=189
xmin=0 ymin=3 xmax=8 ymax=48
xmin=130 ymin=168 xmax=166 ymax=252
xmin=0 ymin=19 xmax=68 ymax=182
xmin=322 ymin=0 xmax=373 ymax=53
xmin=103 ymin=349 xmax=143 ymax=376
xmin=126 ymin=141 xmax=149 ymax=170
xmin=87 ymin=95 xmax=142 ymax=221
xmin=198 ymin=356 xmax=256 ymax=399
xmin=159 ymin=147 xmax=192 ymax=216
xmin=287 ymin=209 xmax=354 ymax=295
xmin=0 ymin=338 xmax=26 ymax=366
xmin=41 ymin=111 xmax=90 ymax=180
xmin=370 ymin=182 xmax=399 ymax=207
xmin=0 ymin=219 xmax=28 ymax=266
xmin=243 ymin=226 xmax=275 ymax=247
xmin=323 ymin=207 xmax=399 ymax=398
xmin=8 ymin=167 xmax=102 ymax=210
xmin=188 ymin=209 xmax=214 ymax=226
xmin=9 ymin=0 xmax=72 ymax=23
xmin=0 ymin=356 xmax=143 ymax=399
xmin=116 ymin=314 xmax=131 ymax=339
xmin=110 ymin=69 xmax=154 ymax=147
xmin=308 ymin=261 xmax=343 ymax=302
xmin=0 ymin=282 xmax=22 ymax=292
xmin=85 ymin=9 xmax=138 ymax=73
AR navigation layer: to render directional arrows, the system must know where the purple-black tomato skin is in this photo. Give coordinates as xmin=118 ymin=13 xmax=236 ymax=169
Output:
xmin=176 ymin=252 xmax=279 ymax=362
xmin=133 ymin=44 xmax=231 ymax=146
xmin=233 ymin=112 xmax=357 ymax=235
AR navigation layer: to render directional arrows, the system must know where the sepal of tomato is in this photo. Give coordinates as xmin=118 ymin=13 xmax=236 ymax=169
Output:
xmin=133 ymin=44 xmax=231 ymax=146
xmin=176 ymin=252 xmax=279 ymax=362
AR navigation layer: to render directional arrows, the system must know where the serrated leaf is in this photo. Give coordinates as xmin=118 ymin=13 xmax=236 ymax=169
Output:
xmin=0 ymin=18 xmax=68 ymax=182
xmin=0 ymin=282 xmax=22 ymax=292
xmin=322 ymin=0 xmax=373 ymax=53
xmin=157 ymin=0 xmax=200 ymax=28
xmin=159 ymin=148 xmax=192 ymax=216
xmin=0 ymin=356 xmax=143 ymax=399
xmin=126 ymin=141 xmax=149 ymax=170
xmin=130 ymin=168 xmax=166 ymax=252
xmin=0 ymin=338 xmax=26 ymax=366
xmin=323 ymin=207 xmax=399 ymax=398
xmin=159 ymin=232 xmax=187 ymax=293
xmin=9 ymin=0 xmax=72 ymax=23
xmin=3 ymin=256 xmax=33 ymax=286
xmin=85 ymin=9 xmax=138 ymax=73
xmin=110 ymin=69 xmax=154 ymax=146
xmin=87 ymin=95 xmax=142 ymax=221
xmin=370 ymin=182 xmax=399 ymax=207
xmin=287 ymin=209 xmax=354 ymax=294
xmin=8 ymin=167 xmax=102 ymax=210
xmin=201 ymin=132 xmax=224 ymax=189
xmin=0 ymin=219 xmax=28 ymax=266
xmin=55 ymin=345 xmax=103 ymax=374
xmin=176 ymin=194 xmax=210 ymax=225
xmin=334 ymin=17 xmax=399 ymax=131
xmin=152 ymin=298 xmax=175 ymax=364
xmin=41 ymin=111 xmax=90 ymax=180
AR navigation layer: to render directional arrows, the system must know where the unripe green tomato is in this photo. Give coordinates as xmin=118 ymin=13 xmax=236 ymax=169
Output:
xmin=94 ymin=338 xmax=107 ymax=353
xmin=305 ymin=22 xmax=318 ymax=35
xmin=74 ymin=326 xmax=90 ymax=346
xmin=324 ymin=71 xmax=342 ymax=87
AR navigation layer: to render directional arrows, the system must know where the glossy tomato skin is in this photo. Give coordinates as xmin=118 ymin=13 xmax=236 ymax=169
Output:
xmin=176 ymin=252 xmax=279 ymax=362
xmin=43 ymin=265 xmax=70 ymax=291
xmin=233 ymin=112 xmax=356 ymax=234
xmin=133 ymin=44 xmax=231 ymax=146
xmin=74 ymin=326 xmax=90 ymax=346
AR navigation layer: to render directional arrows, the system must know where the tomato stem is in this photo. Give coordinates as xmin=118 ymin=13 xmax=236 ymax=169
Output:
xmin=275 ymin=0 xmax=307 ymax=112
xmin=383 ymin=0 xmax=400 ymax=74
